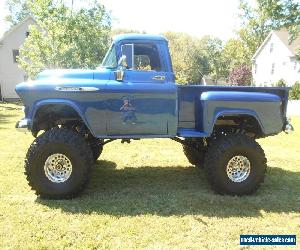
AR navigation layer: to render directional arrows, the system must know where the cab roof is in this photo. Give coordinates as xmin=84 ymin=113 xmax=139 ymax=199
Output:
xmin=113 ymin=33 xmax=167 ymax=43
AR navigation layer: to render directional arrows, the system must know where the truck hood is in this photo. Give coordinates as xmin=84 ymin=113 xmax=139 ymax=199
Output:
xmin=36 ymin=68 xmax=110 ymax=80
xmin=15 ymin=68 xmax=111 ymax=104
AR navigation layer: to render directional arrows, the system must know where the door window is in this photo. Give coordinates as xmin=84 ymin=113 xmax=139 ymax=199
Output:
xmin=134 ymin=43 xmax=162 ymax=71
xmin=121 ymin=43 xmax=162 ymax=72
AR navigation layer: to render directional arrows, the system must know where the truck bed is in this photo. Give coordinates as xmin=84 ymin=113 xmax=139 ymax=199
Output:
xmin=177 ymin=85 xmax=289 ymax=137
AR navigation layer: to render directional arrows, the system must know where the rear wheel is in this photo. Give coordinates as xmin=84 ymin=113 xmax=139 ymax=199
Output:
xmin=204 ymin=134 xmax=267 ymax=195
xmin=25 ymin=128 xmax=93 ymax=199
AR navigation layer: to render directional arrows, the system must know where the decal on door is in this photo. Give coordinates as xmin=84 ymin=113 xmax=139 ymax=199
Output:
xmin=120 ymin=96 xmax=137 ymax=125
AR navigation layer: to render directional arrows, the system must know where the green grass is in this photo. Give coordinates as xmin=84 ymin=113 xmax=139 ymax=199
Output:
xmin=0 ymin=102 xmax=299 ymax=249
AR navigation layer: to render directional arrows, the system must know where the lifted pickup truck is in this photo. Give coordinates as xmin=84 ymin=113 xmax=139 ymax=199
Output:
xmin=16 ymin=34 xmax=293 ymax=199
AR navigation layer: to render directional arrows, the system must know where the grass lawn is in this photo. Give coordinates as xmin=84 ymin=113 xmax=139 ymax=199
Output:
xmin=0 ymin=102 xmax=299 ymax=249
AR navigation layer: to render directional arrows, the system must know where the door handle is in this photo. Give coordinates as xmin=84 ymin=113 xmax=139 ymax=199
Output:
xmin=152 ymin=75 xmax=165 ymax=81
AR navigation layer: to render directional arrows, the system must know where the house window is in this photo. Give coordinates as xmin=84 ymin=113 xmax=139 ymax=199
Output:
xmin=271 ymin=63 xmax=275 ymax=74
xmin=25 ymin=32 xmax=30 ymax=37
xmin=270 ymin=43 xmax=274 ymax=53
xmin=254 ymin=64 xmax=258 ymax=74
xmin=24 ymin=74 xmax=29 ymax=81
xmin=12 ymin=49 xmax=19 ymax=63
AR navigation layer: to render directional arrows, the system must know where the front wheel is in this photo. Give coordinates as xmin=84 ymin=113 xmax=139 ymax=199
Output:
xmin=25 ymin=128 xmax=94 ymax=199
xmin=204 ymin=134 xmax=267 ymax=195
xmin=88 ymin=138 xmax=103 ymax=162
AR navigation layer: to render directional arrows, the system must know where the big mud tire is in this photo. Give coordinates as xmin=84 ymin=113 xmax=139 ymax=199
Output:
xmin=25 ymin=128 xmax=93 ymax=199
xmin=88 ymin=139 xmax=103 ymax=162
xmin=204 ymin=134 xmax=267 ymax=195
xmin=182 ymin=145 xmax=205 ymax=168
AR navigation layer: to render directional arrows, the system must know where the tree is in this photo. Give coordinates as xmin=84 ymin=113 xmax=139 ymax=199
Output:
xmin=163 ymin=32 xmax=210 ymax=84
xmin=5 ymin=0 xmax=31 ymax=25
xmin=275 ymin=79 xmax=287 ymax=87
xmin=257 ymin=0 xmax=300 ymax=39
xmin=257 ymin=0 xmax=300 ymax=57
xmin=221 ymin=39 xmax=251 ymax=81
xmin=228 ymin=65 xmax=252 ymax=86
xmin=289 ymin=82 xmax=300 ymax=100
xmin=199 ymin=36 xmax=227 ymax=83
xmin=237 ymin=0 xmax=279 ymax=58
xmin=238 ymin=0 xmax=300 ymax=58
xmin=17 ymin=0 xmax=111 ymax=78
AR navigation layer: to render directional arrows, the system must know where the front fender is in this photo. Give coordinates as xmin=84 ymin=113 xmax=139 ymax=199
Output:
xmin=31 ymin=99 xmax=95 ymax=136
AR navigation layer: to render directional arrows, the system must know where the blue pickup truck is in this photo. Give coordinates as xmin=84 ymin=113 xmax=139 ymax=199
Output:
xmin=16 ymin=34 xmax=293 ymax=199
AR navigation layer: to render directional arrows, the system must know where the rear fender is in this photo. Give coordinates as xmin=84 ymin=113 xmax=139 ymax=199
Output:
xmin=200 ymin=91 xmax=283 ymax=136
xmin=212 ymin=109 xmax=264 ymax=134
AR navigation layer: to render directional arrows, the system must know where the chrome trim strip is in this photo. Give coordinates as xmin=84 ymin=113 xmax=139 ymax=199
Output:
xmin=55 ymin=87 xmax=100 ymax=92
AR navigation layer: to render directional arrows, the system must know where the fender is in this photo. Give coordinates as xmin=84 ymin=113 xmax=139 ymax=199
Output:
xmin=211 ymin=109 xmax=264 ymax=134
xmin=200 ymin=91 xmax=283 ymax=136
xmin=31 ymin=99 xmax=95 ymax=136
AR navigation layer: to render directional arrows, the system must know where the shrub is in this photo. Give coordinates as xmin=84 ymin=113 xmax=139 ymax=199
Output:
xmin=275 ymin=79 xmax=287 ymax=87
xmin=289 ymin=81 xmax=300 ymax=100
xmin=228 ymin=65 xmax=252 ymax=86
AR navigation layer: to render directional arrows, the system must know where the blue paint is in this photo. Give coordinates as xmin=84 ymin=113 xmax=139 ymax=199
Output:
xmin=201 ymin=91 xmax=281 ymax=102
xmin=15 ymin=34 xmax=290 ymax=138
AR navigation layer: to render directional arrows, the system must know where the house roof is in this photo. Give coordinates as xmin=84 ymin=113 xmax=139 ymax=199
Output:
xmin=252 ymin=29 xmax=300 ymax=60
xmin=0 ymin=16 xmax=36 ymax=44
xmin=274 ymin=29 xmax=300 ymax=55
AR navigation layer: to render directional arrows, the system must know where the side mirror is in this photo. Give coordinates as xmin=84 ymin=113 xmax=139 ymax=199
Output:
xmin=115 ymin=55 xmax=127 ymax=81
xmin=116 ymin=69 xmax=124 ymax=81
xmin=116 ymin=44 xmax=134 ymax=81
xmin=118 ymin=55 xmax=128 ymax=68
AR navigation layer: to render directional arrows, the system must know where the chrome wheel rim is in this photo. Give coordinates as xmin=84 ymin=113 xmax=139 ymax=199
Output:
xmin=226 ymin=155 xmax=251 ymax=183
xmin=44 ymin=153 xmax=72 ymax=183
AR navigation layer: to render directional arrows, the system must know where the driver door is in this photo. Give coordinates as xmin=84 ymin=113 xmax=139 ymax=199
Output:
xmin=106 ymin=42 xmax=177 ymax=136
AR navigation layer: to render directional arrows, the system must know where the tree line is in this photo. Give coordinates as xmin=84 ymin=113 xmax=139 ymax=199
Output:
xmin=5 ymin=0 xmax=300 ymax=86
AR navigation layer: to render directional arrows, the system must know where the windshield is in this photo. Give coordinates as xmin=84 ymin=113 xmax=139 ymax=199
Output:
xmin=101 ymin=44 xmax=117 ymax=69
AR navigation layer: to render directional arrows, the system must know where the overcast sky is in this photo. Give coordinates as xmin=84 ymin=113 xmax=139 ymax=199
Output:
xmin=0 ymin=0 xmax=256 ymax=41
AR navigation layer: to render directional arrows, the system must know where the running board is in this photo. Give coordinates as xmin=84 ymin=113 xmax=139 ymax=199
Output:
xmin=177 ymin=128 xmax=208 ymax=138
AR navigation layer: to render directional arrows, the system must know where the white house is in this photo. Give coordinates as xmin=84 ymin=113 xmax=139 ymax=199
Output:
xmin=0 ymin=16 xmax=36 ymax=99
xmin=252 ymin=29 xmax=300 ymax=86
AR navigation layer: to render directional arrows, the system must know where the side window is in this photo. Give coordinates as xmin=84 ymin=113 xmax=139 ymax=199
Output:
xmin=271 ymin=63 xmax=275 ymax=74
xmin=12 ymin=49 xmax=19 ymax=63
xmin=270 ymin=43 xmax=274 ymax=53
xmin=134 ymin=43 xmax=162 ymax=71
xmin=101 ymin=44 xmax=117 ymax=69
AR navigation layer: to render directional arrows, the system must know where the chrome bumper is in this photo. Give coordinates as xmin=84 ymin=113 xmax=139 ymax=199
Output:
xmin=15 ymin=118 xmax=31 ymax=132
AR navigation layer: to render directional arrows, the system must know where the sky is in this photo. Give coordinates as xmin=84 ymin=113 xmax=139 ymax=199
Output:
xmin=0 ymin=0 xmax=256 ymax=41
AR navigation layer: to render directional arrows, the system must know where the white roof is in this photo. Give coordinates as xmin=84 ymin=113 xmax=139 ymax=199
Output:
xmin=0 ymin=16 xmax=36 ymax=44
xmin=252 ymin=29 xmax=300 ymax=60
